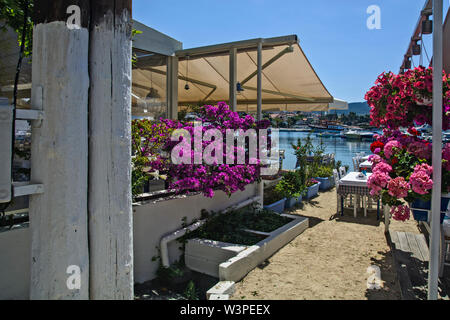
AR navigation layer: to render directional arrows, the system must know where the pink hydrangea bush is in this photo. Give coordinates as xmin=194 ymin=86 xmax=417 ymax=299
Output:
xmin=365 ymin=66 xmax=450 ymax=130
xmin=390 ymin=205 xmax=411 ymax=222
xmin=387 ymin=177 xmax=410 ymax=198
xmin=383 ymin=140 xmax=402 ymax=159
xmin=365 ymin=67 xmax=450 ymax=221
xmin=409 ymin=164 xmax=433 ymax=195
xmin=365 ymin=130 xmax=449 ymax=221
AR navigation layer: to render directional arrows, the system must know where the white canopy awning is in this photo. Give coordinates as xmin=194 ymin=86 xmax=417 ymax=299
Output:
xmin=328 ymin=98 xmax=349 ymax=111
xmin=132 ymin=35 xmax=338 ymax=114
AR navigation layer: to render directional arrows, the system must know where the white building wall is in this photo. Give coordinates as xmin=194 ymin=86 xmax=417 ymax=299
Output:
xmin=0 ymin=227 xmax=30 ymax=300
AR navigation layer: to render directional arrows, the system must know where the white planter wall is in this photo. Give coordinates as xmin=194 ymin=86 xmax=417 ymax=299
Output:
xmin=133 ymin=183 xmax=258 ymax=283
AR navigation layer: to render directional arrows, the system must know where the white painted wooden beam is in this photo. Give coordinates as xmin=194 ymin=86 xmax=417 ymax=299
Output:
xmin=428 ymin=0 xmax=443 ymax=301
xmin=29 ymin=21 xmax=90 ymax=300
xmin=0 ymin=101 xmax=13 ymax=203
xmin=88 ymin=2 xmax=134 ymax=300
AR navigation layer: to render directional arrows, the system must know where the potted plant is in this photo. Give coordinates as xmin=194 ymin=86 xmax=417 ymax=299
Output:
xmin=263 ymin=187 xmax=286 ymax=214
xmin=365 ymin=67 xmax=450 ymax=222
xmin=274 ymin=171 xmax=305 ymax=209
xmin=365 ymin=66 xmax=450 ymax=130
xmin=313 ymin=166 xmax=335 ymax=191
xmin=305 ymin=178 xmax=321 ymax=200
xmin=364 ymin=127 xmax=450 ymax=222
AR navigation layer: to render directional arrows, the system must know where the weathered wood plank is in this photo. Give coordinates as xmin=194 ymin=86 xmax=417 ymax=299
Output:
xmin=388 ymin=231 xmax=433 ymax=300
xmin=390 ymin=230 xmax=399 ymax=247
xmin=416 ymin=233 xmax=430 ymax=262
xmin=397 ymin=232 xmax=410 ymax=252
xmin=405 ymin=233 xmax=424 ymax=261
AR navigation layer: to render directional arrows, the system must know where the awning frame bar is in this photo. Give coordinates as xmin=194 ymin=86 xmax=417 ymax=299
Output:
xmin=175 ymin=35 xmax=298 ymax=59
xmin=136 ymin=67 xmax=218 ymax=102
xmin=241 ymin=85 xmax=316 ymax=102
xmin=240 ymin=45 xmax=294 ymax=86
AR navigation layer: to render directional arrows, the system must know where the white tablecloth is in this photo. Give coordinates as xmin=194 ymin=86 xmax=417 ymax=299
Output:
xmin=340 ymin=172 xmax=372 ymax=187
xmin=359 ymin=160 xmax=373 ymax=169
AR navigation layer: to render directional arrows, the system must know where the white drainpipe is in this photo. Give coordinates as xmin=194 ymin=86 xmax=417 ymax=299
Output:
xmin=160 ymin=195 xmax=261 ymax=267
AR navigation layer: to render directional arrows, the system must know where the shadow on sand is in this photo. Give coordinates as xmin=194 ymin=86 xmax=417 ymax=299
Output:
xmin=330 ymin=208 xmax=382 ymax=227
xmin=364 ymin=250 xmax=402 ymax=300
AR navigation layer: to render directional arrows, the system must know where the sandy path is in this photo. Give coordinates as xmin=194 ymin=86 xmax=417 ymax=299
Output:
xmin=232 ymin=189 xmax=420 ymax=300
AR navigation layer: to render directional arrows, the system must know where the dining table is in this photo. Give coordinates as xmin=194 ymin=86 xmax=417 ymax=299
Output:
xmin=359 ymin=160 xmax=373 ymax=171
xmin=337 ymin=171 xmax=380 ymax=219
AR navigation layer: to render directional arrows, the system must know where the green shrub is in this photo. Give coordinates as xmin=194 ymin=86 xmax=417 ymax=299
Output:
xmin=274 ymin=171 xmax=306 ymax=198
xmin=264 ymin=187 xmax=285 ymax=205
xmin=314 ymin=166 xmax=333 ymax=178
xmin=184 ymin=281 xmax=199 ymax=300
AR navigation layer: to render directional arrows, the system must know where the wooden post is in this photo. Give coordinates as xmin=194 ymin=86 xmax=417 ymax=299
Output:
xmin=88 ymin=0 xmax=134 ymax=299
xmin=29 ymin=0 xmax=90 ymax=299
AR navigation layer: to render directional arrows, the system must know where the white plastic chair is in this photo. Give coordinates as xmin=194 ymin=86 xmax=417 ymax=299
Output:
xmin=333 ymin=169 xmax=340 ymax=214
xmin=352 ymin=157 xmax=361 ymax=171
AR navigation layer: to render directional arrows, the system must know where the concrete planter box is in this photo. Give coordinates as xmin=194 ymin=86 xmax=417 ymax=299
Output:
xmin=305 ymin=183 xmax=320 ymax=199
xmin=314 ymin=177 xmax=334 ymax=191
xmin=285 ymin=195 xmax=302 ymax=209
xmin=185 ymin=214 xmax=309 ymax=281
xmin=263 ymin=198 xmax=286 ymax=213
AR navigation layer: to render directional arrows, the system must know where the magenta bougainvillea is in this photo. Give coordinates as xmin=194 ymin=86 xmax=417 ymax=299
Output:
xmin=132 ymin=102 xmax=272 ymax=198
xmin=365 ymin=66 xmax=450 ymax=130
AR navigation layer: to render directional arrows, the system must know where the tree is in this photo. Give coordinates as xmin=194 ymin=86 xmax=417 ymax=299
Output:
xmin=0 ymin=0 xmax=34 ymax=56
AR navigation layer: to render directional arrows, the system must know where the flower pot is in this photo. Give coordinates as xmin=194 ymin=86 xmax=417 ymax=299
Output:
xmin=285 ymin=194 xmax=303 ymax=209
xmin=285 ymin=197 xmax=297 ymax=209
xmin=296 ymin=194 xmax=303 ymax=205
xmin=305 ymin=183 xmax=320 ymax=200
xmin=264 ymin=198 xmax=287 ymax=214
xmin=148 ymin=179 xmax=166 ymax=192
xmin=314 ymin=176 xmax=334 ymax=191
xmin=411 ymin=194 xmax=450 ymax=223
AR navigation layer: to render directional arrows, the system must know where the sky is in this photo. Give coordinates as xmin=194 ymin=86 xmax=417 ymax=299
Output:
xmin=132 ymin=0 xmax=449 ymax=103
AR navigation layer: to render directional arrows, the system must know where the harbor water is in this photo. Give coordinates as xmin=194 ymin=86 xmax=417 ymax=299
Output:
xmin=279 ymin=130 xmax=372 ymax=170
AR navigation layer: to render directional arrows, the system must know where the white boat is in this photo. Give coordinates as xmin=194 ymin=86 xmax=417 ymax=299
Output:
xmin=360 ymin=132 xmax=376 ymax=141
xmin=343 ymin=130 xmax=362 ymax=140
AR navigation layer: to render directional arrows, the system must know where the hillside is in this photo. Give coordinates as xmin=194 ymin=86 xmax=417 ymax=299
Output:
xmin=335 ymin=102 xmax=370 ymax=115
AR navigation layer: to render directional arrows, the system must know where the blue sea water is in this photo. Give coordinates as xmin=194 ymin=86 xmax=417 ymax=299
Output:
xmin=278 ymin=130 xmax=372 ymax=170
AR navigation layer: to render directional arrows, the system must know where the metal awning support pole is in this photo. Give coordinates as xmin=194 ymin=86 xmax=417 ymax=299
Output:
xmin=167 ymin=56 xmax=179 ymax=119
xmin=257 ymin=41 xmax=263 ymax=120
xmin=428 ymin=0 xmax=443 ymax=301
xmin=257 ymin=41 xmax=264 ymax=207
xmin=229 ymin=48 xmax=237 ymax=111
